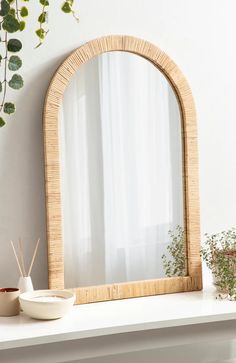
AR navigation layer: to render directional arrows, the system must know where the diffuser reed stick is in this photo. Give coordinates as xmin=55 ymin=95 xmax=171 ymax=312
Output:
xmin=18 ymin=238 xmax=26 ymax=277
xmin=10 ymin=240 xmax=23 ymax=277
xmin=28 ymin=238 xmax=40 ymax=276
xmin=10 ymin=238 xmax=40 ymax=277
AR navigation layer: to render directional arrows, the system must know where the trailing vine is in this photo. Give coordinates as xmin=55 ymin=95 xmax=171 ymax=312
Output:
xmin=0 ymin=0 xmax=79 ymax=127
xmin=36 ymin=0 xmax=50 ymax=48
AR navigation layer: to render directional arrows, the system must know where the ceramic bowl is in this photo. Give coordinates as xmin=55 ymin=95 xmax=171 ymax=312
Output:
xmin=19 ymin=290 xmax=75 ymax=320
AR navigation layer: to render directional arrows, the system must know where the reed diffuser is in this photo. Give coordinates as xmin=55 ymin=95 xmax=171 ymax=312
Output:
xmin=10 ymin=238 xmax=40 ymax=293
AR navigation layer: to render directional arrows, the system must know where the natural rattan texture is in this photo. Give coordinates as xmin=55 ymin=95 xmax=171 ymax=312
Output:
xmin=43 ymin=35 xmax=202 ymax=304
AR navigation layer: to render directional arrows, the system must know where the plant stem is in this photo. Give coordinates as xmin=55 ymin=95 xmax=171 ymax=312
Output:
xmin=0 ymin=32 xmax=8 ymax=112
xmin=15 ymin=0 xmax=21 ymax=22
xmin=36 ymin=1 xmax=48 ymax=48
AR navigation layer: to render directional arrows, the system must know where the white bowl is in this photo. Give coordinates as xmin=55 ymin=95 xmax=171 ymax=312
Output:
xmin=19 ymin=290 xmax=75 ymax=320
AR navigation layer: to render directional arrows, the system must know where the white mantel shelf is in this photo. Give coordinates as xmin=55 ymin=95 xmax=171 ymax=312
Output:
xmin=1 ymin=286 xmax=236 ymax=351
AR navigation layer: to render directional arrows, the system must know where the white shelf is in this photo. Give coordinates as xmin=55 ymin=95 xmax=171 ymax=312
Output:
xmin=1 ymin=286 xmax=236 ymax=350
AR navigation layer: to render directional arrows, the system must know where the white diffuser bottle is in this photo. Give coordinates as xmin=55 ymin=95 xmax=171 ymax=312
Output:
xmin=17 ymin=276 xmax=34 ymax=294
xmin=11 ymin=238 xmax=40 ymax=294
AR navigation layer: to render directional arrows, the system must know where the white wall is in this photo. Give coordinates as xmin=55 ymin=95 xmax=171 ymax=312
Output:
xmin=0 ymin=0 xmax=236 ymax=288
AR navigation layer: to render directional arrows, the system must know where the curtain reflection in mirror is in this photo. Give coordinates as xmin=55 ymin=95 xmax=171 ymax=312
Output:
xmin=59 ymin=52 xmax=184 ymax=288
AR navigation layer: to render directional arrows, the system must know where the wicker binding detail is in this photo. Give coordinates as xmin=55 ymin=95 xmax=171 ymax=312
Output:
xmin=43 ymin=35 xmax=202 ymax=304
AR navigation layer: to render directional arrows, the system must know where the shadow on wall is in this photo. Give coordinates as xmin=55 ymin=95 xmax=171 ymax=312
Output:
xmin=0 ymin=53 xmax=69 ymax=289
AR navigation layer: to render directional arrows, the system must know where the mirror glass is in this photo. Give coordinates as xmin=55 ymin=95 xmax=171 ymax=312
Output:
xmin=59 ymin=51 xmax=186 ymax=288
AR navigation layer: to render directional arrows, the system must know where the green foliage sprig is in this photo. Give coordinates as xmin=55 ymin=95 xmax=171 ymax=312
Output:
xmin=35 ymin=0 xmax=49 ymax=48
xmin=0 ymin=0 xmax=25 ymax=126
xmin=162 ymin=225 xmax=187 ymax=277
xmin=61 ymin=0 xmax=79 ymax=21
xmin=0 ymin=0 xmax=79 ymax=127
xmin=201 ymin=228 xmax=236 ymax=299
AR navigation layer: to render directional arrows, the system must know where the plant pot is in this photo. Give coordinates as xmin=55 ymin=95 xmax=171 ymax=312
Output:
xmin=0 ymin=288 xmax=20 ymax=316
xmin=212 ymin=249 xmax=236 ymax=294
xmin=212 ymin=273 xmax=227 ymax=293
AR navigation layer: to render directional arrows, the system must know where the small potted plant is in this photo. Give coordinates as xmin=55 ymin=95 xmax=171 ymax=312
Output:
xmin=201 ymin=228 xmax=236 ymax=300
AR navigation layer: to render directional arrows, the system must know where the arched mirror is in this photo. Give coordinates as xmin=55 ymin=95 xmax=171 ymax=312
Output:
xmin=44 ymin=36 xmax=202 ymax=304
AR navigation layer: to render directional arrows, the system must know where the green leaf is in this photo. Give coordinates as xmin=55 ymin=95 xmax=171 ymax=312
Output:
xmin=2 ymin=14 xmax=20 ymax=33
xmin=4 ymin=102 xmax=15 ymax=114
xmin=38 ymin=12 xmax=46 ymax=23
xmin=9 ymin=74 xmax=24 ymax=90
xmin=7 ymin=39 xmax=22 ymax=52
xmin=20 ymin=6 xmax=28 ymax=17
xmin=0 ymin=117 xmax=5 ymax=127
xmin=61 ymin=2 xmax=71 ymax=13
xmin=0 ymin=82 xmax=2 ymax=92
xmin=8 ymin=55 xmax=22 ymax=71
xmin=40 ymin=0 xmax=49 ymax=5
xmin=8 ymin=8 xmax=16 ymax=16
xmin=19 ymin=21 xmax=26 ymax=31
xmin=0 ymin=0 xmax=10 ymax=16
xmin=36 ymin=28 xmax=46 ymax=39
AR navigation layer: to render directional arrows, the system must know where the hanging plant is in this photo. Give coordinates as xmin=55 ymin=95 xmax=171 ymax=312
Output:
xmin=0 ymin=0 xmax=79 ymax=127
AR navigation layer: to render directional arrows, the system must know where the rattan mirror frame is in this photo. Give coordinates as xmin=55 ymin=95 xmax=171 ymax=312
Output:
xmin=43 ymin=35 xmax=202 ymax=304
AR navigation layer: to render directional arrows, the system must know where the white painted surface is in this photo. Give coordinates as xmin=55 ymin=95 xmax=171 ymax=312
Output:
xmin=1 ymin=286 xmax=236 ymax=350
xmin=1 ymin=318 xmax=236 ymax=362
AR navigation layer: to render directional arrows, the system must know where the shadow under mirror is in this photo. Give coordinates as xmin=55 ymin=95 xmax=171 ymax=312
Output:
xmin=59 ymin=51 xmax=186 ymax=288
